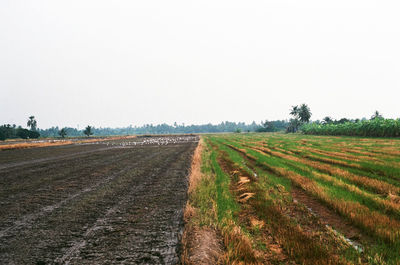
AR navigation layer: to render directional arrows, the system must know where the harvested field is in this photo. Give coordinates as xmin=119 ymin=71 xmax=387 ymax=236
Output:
xmin=187 ymin=133 xmax=400 ymax=264
xmin=0 ymin=135 xmax=198 ymax=264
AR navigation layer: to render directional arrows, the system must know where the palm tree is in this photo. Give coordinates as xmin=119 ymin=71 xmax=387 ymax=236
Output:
xmin=59 ymin=128 xmax=67 ymax=138
xmin=27 ymin=116 xmax=37 ymax=131
xmin=288 ymin=104 xmax=312 ymax=132
xmin=290 ymin=105 xmax=299 ymax=118
xmin=298 ymin=104 xmax=312 ymax=123
xmin=83 ymin=126 xmax=93 ymax=137
xmin=371 ymin=110 xmax=383 ymax=120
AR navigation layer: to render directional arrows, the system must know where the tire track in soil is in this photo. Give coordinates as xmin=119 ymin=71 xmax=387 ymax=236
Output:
xmin=0 ymin=146 xmax=118 ymax=171
xmin=0 ymin=139 xmax=197 ymax=264
xmin=0 ymin=148 xmax=161 ymax=263
xmin=59 ymin=144 xmax=194 ymax=264
xmin=0 ymin=150 xmax=158 ymax=240
xmin=0 ymin=147 xmax=147 ymax=228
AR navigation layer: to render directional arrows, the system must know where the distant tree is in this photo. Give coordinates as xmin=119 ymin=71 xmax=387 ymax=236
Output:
xmin=288 ymin=104 xmax=312 ymax=132
xmin=16 ymin=128 xmax=39 ymax=139
xmin=322 ymin=116 xmax=333 ymax=124
xmin=371 ymin=110 xmax=383 ymax=120
xmin=16 ymin=128 xmax=29 ymax=139
xmin=83 ymin=125 xmax=93 ymax=137
xmin=298 ymin=104 xmax=312 ymax=123
xmin=28 ymin=130 xmax=40 ymax=138
xmin=257 ymin=120 xmax=278 ymax=132
xmin=235 ymin=128 xmax=242 ymax=133
xmin=27 ymin=116 xmax=37 ymax=131
xmin=290 ymin=105 xmax=299 ymax=118
xmin=38 ymin=121 xmax=291 ymax=136
xmin=59 ymin=128 xmax=67 ymax=138
xmin=286 ymin=118 xmax=301 ymax=133
xmin=337 ymin=118 xmax=350 ymax=124
xmin=50 ymin=126 xmax=59 ymax=137
xmin=0 ymin=129 xmax=5 ymax=141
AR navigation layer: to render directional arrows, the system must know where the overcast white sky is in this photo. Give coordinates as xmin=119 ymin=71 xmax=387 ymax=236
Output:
xmin=1 ymin=0 xmax=399 ymax=129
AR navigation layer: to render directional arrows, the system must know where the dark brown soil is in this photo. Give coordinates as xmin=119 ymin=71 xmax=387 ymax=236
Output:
xmin=0 ymin=136 xmax=198 ymax=264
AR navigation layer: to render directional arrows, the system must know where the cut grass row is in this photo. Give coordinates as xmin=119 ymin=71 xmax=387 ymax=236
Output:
xmin=221 ymin=138 xmax=400 ymax=243
xmin=211 ymin=139 xmax=354 ymax=264
xmin=185 ymin=136 xmax=368 ymax=264
xmin=188 ymin=133 xmax=400 ymax=264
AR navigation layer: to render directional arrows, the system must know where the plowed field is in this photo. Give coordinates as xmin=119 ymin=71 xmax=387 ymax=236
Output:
xmin=0 ymin=135 xmax=198 ymax=264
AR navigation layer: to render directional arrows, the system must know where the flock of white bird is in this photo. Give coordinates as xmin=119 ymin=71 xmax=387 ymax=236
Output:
xmin=83 ymin=136 xmax=199 ymax=147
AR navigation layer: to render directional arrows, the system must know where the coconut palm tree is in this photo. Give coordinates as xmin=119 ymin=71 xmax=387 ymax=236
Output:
xmin=290 ymin=105 xmax=299 ymax=118
xmin=298 ymin=104 xmax=312 ymax=123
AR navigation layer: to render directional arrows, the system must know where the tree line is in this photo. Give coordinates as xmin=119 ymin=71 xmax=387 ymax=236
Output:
xmin=39 ymin=121 xmax=289 ymax=138
xmin=1 ymin=119 xmax=291 ymax=140
xmin=0 ymin=116 xmax=40 ymax=141
xmin=0 ymin=116 xmax=94 ymax=141
xmin=302 ymin=112 xmax=400 ymax=137
xmin=2 ymin=108 xmax=398 ymax=140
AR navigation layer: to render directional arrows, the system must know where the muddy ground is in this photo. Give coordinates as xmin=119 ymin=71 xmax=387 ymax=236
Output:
xmin=0 ymin=135 xmax=198 ymax=264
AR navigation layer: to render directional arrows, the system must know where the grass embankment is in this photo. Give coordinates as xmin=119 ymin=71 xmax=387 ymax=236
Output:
xmin=185 ymin=133 xmax=400 ymax=265
xmin=183 ymin=138 xmax=257 ymax=264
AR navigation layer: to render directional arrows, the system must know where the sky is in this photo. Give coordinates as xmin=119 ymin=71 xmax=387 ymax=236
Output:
xmin=1 ymin=0 xmax=399 ymax=129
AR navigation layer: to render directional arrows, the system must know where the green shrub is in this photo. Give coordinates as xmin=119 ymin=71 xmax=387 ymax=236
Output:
xmin=301 ymin=118 xmax=400 ymax=137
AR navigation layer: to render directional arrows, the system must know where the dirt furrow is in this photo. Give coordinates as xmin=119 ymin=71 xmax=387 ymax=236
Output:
xmin=0 ymin=151 xmax=158 ymax=240
xmin=0 ymin=147 xmax=151 ymax=228
xmin=0 ymin=146 xmax=118 ymax=171
xmin=63 ymin=145 xmax=193 ymax=264
xmin=0 ymin=136 xmax=198 ymax=265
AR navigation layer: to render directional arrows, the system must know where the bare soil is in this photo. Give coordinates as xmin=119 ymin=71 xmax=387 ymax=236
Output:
xmin=182 ymin=226 xmax=223 ymax=265
xmin=0 ymin=135 xmax=198 ymax=264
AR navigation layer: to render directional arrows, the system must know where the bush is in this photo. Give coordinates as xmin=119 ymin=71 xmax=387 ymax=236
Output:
xmin=0 ymin=130 xmax=5 ymax=141
xmin=16 ymin=128 xmax=40 ymax=139
xmin=28 ymin=130 xmax=40 ymax=139
xmin=301 ymin=118 xmax=400 ymax=137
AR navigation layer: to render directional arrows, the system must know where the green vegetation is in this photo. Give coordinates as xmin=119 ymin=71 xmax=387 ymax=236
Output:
xmin=191 ymin=133 xmax=400 ymax=264
xmin=58 ymin=128 xmax=67 ymax=138
xmin=16 ymin=128 xmax=40 ymax=139
xmin=287 ymin=103 xmax=312 ymax=133
xmin=0 ymin=116 xmax=40 ymax=141
xmin=83 ymin=125 xmax=94 ymax=137
xmin=39 ymin=121 xmax=290 ymax=137
xmin=256 ymin=120 xmax=288 ymax=132
xmin=302 ymin=118 xmax=400 ymax=137
xmin=27 ymin=116 xmax=37 ymax=131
